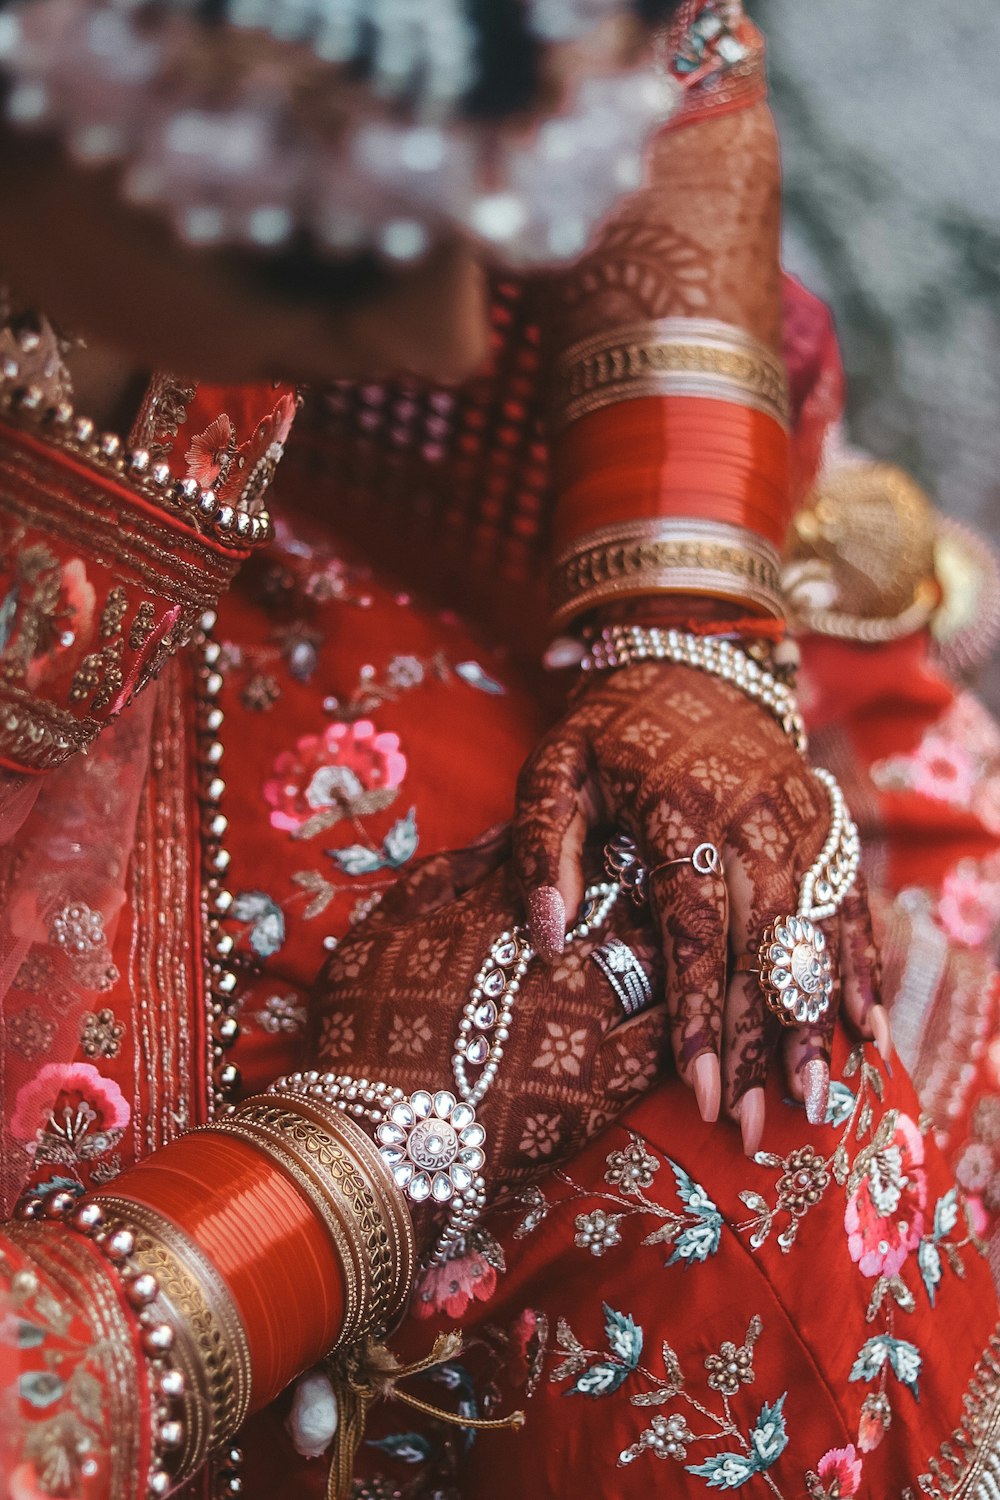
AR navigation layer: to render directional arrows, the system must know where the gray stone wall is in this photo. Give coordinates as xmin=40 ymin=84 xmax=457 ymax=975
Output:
xmin=756 ymin=0 xmax=1000 ymax=701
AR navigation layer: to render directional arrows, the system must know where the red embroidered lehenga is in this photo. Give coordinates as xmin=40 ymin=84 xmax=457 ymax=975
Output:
xmin=2 ymin=6 xmax=1000 ymax=1500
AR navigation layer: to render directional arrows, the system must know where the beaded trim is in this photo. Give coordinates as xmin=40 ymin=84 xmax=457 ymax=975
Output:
xmin=96 ymin=1195 xmax=253 ymax=1471
xmin=551 ymin=518 xmax=785 ymax=628
xmin=194 ymin=614 xmax=244 ymax=1116
xmin=0 ymin=345 xmax=273 ymax=548
xmin=551 ymin=317 xmax=789 ymax=431
xmin=15 ymin=1196 xmax=193 ymax=1499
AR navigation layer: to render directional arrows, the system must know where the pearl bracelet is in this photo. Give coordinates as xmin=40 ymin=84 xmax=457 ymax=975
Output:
xmin=581 ymin=624 xmax=807 ymax=753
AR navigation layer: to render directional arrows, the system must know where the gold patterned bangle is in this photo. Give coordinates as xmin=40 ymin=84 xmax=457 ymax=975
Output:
xmin=207 ymin=1093 xmax=415 ymax=1352
xmin=94 ymin=1196 xmax=253 ymax=1483
xmin=551 ymin=317 xmax=789 ymax=431
xmin=551 ymin=517 xmax=785 ymax=628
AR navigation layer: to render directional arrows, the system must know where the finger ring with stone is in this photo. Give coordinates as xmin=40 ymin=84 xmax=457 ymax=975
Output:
xmin=591 ymin=938 xmax=655 ymax=1017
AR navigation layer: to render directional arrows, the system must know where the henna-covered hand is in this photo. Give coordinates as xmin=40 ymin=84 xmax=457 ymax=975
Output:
xmin=512 ymin=663 xmax=889 ymax=1153
xmin=311 ymin=828 xmax=670 ymax=1230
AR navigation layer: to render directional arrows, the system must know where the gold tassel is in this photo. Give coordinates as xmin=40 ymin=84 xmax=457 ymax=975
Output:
xmin=324 ymin=1333 xmax=525 ymax=1500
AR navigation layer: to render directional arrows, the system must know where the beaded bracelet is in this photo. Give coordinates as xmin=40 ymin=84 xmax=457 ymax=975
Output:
xmin=580 ymin=624 xmax=807 ymax=753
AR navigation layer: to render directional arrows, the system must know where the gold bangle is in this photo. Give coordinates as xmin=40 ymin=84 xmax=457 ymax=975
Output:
xmin=551 ymin=517 xmax=785 ymax=629
xmin=551 ymin=317 xmax=789 ymax=431
xmin=207 ymin=1093 xmax=415 ymax=1352
xmin=93 ymin=1196 xmax=253 ymax=1483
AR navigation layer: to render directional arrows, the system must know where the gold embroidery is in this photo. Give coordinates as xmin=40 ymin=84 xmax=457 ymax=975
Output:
xmin=552 ymin=317 xmax=789 ymax=431
xmin=918 ymin=1328 xmax=1000 ymax=1498
xmin=551 ymin=518 xmax=785 ymax=627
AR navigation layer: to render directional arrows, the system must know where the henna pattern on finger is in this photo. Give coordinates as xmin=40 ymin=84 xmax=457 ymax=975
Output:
xmin=840 ymin=876 xmax=883 ymax=1025
xmin=512 ymin=732 xmax=594 ymax=892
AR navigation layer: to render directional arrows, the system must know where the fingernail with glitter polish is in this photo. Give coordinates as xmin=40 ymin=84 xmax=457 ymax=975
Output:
xmin=527 ymin=885 xmax=566 ymax=962
xmin=803 ymin=1058 xmax=830 ymax=1126
xmin=869 ymin=1005 xmax=894 ymax=1065
xmin=692 ymin=1052 xmax=721 ymax=1124
xmin=740 ymin=1088 xmax=765 ymax=1158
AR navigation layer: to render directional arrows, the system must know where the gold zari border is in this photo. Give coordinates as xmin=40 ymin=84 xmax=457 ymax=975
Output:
xmin=552 ymin=316 xmax=789 ymax=431
xmin=918 ymin=1327 xmax=1000 ymax=1498
xmin=552 ymin=518 xmax=785 ymax=628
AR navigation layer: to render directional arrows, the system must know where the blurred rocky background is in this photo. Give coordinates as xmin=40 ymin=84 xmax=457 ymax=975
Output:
xmin=756 ymin=0 xmax=1000 ymax=704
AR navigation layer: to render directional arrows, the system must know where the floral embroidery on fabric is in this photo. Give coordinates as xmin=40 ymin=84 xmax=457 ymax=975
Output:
xmin=253 ymin=992 xmax=307 ymax=1036
xmin=806 ymin=1444 xmax=863 ymax=1498
xmin=520 ymin=1137 xmax=724 ymax=1267
xmin=8 ymin=1007 xmax=56 ymax=1062
xmin=47 ymin=904 xmax=118 ymax=993
xmin=549 ymin=1304 xmax=791 ymax=1488
xmin=264 ymin=720 xmax=406 ymax=838
xmin=10 ymin=1063 xmax=129 ymax=1192
xmin=79 ymin=1009 xmax=125 ymax=1060
xmin=872 ymin=692 xmax=1000 ymax=837
xmin=0 ymin=1247 xmax=110 ymax=1500
xmin=511 ymin=1047 xmax=983 ymax=1472
xmin=411 ymin=1231 xmax=505 ymax=1321
xmin=184 ymin=393 xmax=295 ymax=509
xmin=0 ymin=536 xmax=96 ymax=690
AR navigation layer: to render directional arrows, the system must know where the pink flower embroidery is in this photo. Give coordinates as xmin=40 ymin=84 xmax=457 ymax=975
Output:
xmin=908 ymin=732 xmax=976 ymax=806
xmin=938 ymin=863 xmax=1000 ymax=948
xmin=24 ymin=559 xmax=96 ymax=691
xmin=184 ymin=414 xmax=234 ymax=487
xmin=263 ymin=720 xmax=406 ymax=834
xmin=10 ymin=1062 xmax=130 ymax=1154
xmin=218 ymin=394 xmax=296 ymax=502
xmin=411 ymin=1250 xmax=497 ymax=1320
xmin=816 ymin=1444 xmax=862 ymax=1496
xmin=844 ymin=1111 xmax=926 ymax=1277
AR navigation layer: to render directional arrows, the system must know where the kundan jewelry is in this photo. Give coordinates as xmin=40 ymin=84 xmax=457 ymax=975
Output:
xmin=271 ymin=881 xmax=621 ymax=1267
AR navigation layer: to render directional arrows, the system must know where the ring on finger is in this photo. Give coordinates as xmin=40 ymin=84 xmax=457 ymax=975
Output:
xmin=650 ymin=842 xmax=722 ymax=880
xmin=592 ymin=938 xmax=655 ymax=1017
xmin=740 ymin=916 xmax=835 ymax=1029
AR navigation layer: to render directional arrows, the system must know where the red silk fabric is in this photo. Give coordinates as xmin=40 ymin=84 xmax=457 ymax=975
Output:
xmin=552 ymin=398 xmax=792 ymax=553
xmin=98 ymin=1131 xmax=346 ymax=1410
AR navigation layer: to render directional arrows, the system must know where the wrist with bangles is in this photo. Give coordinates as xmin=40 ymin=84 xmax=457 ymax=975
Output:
xmin=548 ymin=317 xmax=792 ymax=632
xmin=14 ymin=1092 xmax=414 ymax=1500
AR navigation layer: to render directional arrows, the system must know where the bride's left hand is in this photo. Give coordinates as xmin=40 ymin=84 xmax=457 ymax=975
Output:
xmin=511 ymin=660 xmax=887 ymax=1153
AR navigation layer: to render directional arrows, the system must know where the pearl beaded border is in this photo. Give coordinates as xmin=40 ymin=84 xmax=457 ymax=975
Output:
xmin=196 ymin=613 xmax=245 ymax=1115
xmin=0 ymin=340 xmax=273 ymax=549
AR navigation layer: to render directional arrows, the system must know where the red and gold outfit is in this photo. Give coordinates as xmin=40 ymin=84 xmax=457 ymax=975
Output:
xmin=2 ymin=7 xmax=1000 ymax=1500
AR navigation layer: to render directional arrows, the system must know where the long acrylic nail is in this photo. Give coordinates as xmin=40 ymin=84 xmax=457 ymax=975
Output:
xmin=740 ymin=1088 xmax=765 ymax=1158
xmin=803 ymin=1058 xmax=830 ymax=1126
xmin=526 ymin=885 xmax=566 ymax=962
xmin=692 ymin=1053 xmax=721 ymax=1124
xmin=869 ymin=1005 xmax=894 ymax=1065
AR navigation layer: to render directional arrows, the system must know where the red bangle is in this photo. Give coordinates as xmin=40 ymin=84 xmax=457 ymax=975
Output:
xmin=553 ymin=397 xmax=791 ymax=552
